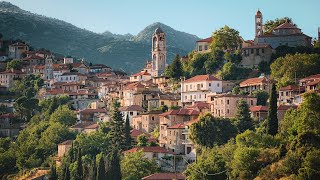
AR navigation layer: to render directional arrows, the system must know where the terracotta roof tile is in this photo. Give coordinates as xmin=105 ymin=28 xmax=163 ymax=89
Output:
xmin=184 ymin=74 xmax=220 ymax=83
xmin=240 ymin=77 xmax=273 ymax=87
xmin=167 ymin=123 xmax=185 ymax=129
xmin=132 ymin=71 xmax=151 ymax=76
xmin=160 ymin=108 xmax=200 ymax=116
xmin=250 ymin=106 xmax=268 ymax=112
xmin=274 ymin=22 xmax=299 ymax=30
xmin=196 ymin=37 xmax=212 ymax=43
xmin=279 ymin=85 xmax=304 ymax=91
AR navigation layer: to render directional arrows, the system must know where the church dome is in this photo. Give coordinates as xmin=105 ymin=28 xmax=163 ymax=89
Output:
xmin=154 ymin=27 xmax=164 ymax=34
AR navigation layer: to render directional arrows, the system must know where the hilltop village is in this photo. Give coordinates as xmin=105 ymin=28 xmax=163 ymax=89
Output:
xmin=1 ymin=10 xmax=320 ymax=180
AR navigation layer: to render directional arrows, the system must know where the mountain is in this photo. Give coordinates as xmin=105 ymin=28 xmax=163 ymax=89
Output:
xmin=0 ymin=2 xmax=200 ymax=73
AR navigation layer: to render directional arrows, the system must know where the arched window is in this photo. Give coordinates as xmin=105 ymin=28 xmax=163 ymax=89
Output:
xmin=153 ymin=37 xmax=157 ymax=50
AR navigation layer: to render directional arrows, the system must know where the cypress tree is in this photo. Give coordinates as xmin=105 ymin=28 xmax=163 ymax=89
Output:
xmin=267 ymin=83 xmax=278 ymax=135
xmin=76 ymin=148 xmax=83 ymax=180
xmin=92 ymin=158 xmax=97 ymax=180
xmin=107 ymin=149 xmax=122 ymax=180
xmin=124 ymin=114 xmax=132 ymax=150
xmin=97 ymin=155 xmax=106 ymax=180
xmin=49 ymin=164 xmax=57 ymax=180
xmin=109 ymin=100 xmax=125 ymax=150
xmin=64 ymin=166 xmax=70 ymax=180
xmin=168 ymin=54 xmax=183 ymax=79
xmin=235 ymin=99 xmax=254 ymax=133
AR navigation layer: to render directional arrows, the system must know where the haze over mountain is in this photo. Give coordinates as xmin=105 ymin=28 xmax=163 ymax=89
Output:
xmin=0 ymin=1 xmax=200 ymax=73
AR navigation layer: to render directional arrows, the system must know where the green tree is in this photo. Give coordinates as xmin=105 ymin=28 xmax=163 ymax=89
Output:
xmin=64 ymin=166 xmax=70 ymax=180
xmin=210 ymin=25 xmax=242 ymax=51
xmin=137 ymin=134 xmax=148 ymax=147
xmin=49 ymin=105 xmax=77 ymax=126
xmin=235 ymin=100 xmax=254 ymax=133
xmin=109 ymin=100 xmax=125 ymax=150
xmin=230 ymin=147 xmax=260 ymax=179
xmin=258 ymin=61 xmax=270 ymax=74
xmin=298 ymin=150 xmax=320 ymax=179
xmin=189 ymin=113 xmax=237 ymax=148
xmin=253 ymin=90 xmax=269 ymax=106
xmin=75 ymin=148 xmax=83 ymax=180
xmin=184 ymin=148 xmax=227 ymax=180
xmin=166 ymin=54 xmax=183 ymax=79
xmin=49 ymin=164 xmax=58 ymax=180
xmin=263 ymin=17 xmax=295 ymax=34
xmin=124 ymin=114 xmax=132 ymax=150
xmin=14 ymin=96 xmax=39 ymax=121
xmin=96 ymin=154 xmax=106 ymax=180
xmin=6 ymin=59 xmax=22 ymax=70
xmin=267 ymin=83 xmax=278 ymax=136
xmin=121 ymin=151 xmax=159 ymax=180
xmin=232 ymin=86 xmax=240 ymax=94
xmin=107 ymin=149 xmax=122 ymax=180
xmin=270 ymin=54 xmax=320 ymax=87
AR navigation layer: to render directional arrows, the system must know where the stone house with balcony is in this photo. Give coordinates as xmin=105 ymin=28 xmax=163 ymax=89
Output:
xmin=58 ymin=72 xmax=87 ymax=83
xmin=181 ymin=74 xmax=223 ymax=106
xmin=212 ymin=94 xmax=257 ymax=118
xmin=278 ymin=85 xmax=305 ymax=105
xmin=250 ymin=106 xmax=268 ymax=121
xmin=120 ymin=105 xmax=145 ymax=124
xmin=195 ymin=37 xmax=212 ymax=54
xmin=8 ymin=42 xmax=29 ymax=59
xmin=299 ymin=74 xmax=320 ymax=87
xmin=165 ymin=123 xmax=185 ymax=154
xmin=130 ymin=71 xmax=152 ymax=82
xmin=239 ymin=76 xmax=273 ymax=94
xmin=147 ymin=93 xmax=181 ymax=111
xmin=181 ymin=119 xmax=199 ymax=162
xmin=159 ymin=109 xmax=199 ymax=151
xmin=0 ymin=69 xmax=27 ymax=89
xmin=131 ymin=110 xmax=163 ymax=133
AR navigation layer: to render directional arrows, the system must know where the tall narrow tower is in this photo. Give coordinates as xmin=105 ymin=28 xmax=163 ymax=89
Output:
xmin=151 ymin=27 xmax=166 ymax=77
xmin=255 ymin=10 xmax=263 ymax=37
xmin=45 ymin=55 xmax=53 ymax=80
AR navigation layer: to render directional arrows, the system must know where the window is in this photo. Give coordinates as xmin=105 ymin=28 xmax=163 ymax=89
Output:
xmin=262 ymin=49 xmax=265 ymax=53
xmin=227 ymin=109 xmax=230 ymax=114
xmin=286 ymin=92 xmax=289 ymax=96
xmin=204 ymin=45 xmax=208 ymax=50
xmin=194 ymin=95 xmax=196 ymax=99
xmin=211 ymin=96 xmax=214 ymax=101
xmin=209 ymin=83 xmax=211 ymax=87
xmin=221 ymin=100 xmax=223 ymax=104
xmin=251 ymin=100 xmax=254 ymax=105
xmin=201 ymin=83 xmax=203 ymax=88
xmin=227 ymin=100 xmax=230 ymax=104
xmin=199 ymin=45 xmax=202 ymax=51
xmin=251 ymin=49 xmax=254 ymax=54
xmin=281 ymin=92 xmax=283 ymax=96
xmin=217 ymin=83 xmax=220 ymax=87
xmin=161 ymin=101 xmax=164 ymax=105
xmin=190 ymin=84 xmax=192 ymax=89
xmin=204 ymin=94 xmax=206 ymax=98
xmin=185 ymin=96 xmax=187 ymax=100
xmin=199 ymin=94 xmax=201 ymax=99
xmin=256 ymin=49 xmax=260 ymax=55
xmin=152 ymin=116 xmax=155 ymax=120
xmin=130 ymin=112 xmax=133 ymax=116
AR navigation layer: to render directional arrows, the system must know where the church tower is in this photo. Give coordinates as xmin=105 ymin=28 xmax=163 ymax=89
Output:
xmin=44 ymin=55 xmax=53 ymax=80
xmin=255 ymin=10 xmax=263 ymax=37
xmin=151 ymin=27 xmax=166 ymax=77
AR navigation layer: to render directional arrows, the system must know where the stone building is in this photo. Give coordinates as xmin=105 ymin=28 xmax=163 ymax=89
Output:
xmin=241 ymin=44 xmax=274 ymax=68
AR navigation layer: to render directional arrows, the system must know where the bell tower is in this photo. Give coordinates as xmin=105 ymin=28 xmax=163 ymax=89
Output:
xmin=151 ymin=27 xmax=166 ymax=77
xmin=255 ymin=9 xmax=263 ymax=37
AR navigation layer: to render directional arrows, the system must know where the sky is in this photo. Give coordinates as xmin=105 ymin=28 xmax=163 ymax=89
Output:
xmin=5 ymin=0 xmax=320 ymax=40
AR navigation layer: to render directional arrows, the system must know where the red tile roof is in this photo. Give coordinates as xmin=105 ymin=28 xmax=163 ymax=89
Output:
xmin=119 ymin=105 xmax=145 ymax=112
xmin=196 ymin=37 xmax=212 ymax=43
xmin=130 ymin=129 xmax=151 ymax=138
xmin=278 ymin=105 xmax=298 ymax=111
xmin=142 ymin=173 xmax=185 ymax=180
xmin=23 ymin=55 xmax=44 ymax=60
xmin=124 ymin=82 xmax=145 ymax=90
xmin=84 ymin=123 xmax=99 ymax=129
xmin=160 ymin=108 xmax=200 ymax=116
xmin=184 ymin=74 xmax=220 ymax=83
xmin=0 ymin=69 xmax=26 ymax=74
xmin=306 ymin=79 xmax=320 ymax=86
xmin=167 ymin=123 xmax=185 ymax=129
xmin=274 ymin=22 xmax=299 ymax=30
xmin=279 ymin=85 xmax=304 ymax=91
xmin=34 ymin=65 xmax=45 ymax=70
xmin=132 ymin=71 xmax=151 ymax=77
xmin=250 ymin=106 xmax=268 ymax=112
xmin=300 ymin=74 xmax=320 ymax=82
xmin=187 ymin=102 xmax=210 ymax=110
xmin=240 ymin=77 xmax=271 ymax=87
xmin=123 ymin=146 xmax=175 ymax=154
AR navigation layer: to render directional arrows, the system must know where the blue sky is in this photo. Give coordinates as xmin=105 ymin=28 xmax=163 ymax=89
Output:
xmin=6 ymin=0 xmax=320 ymax=40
